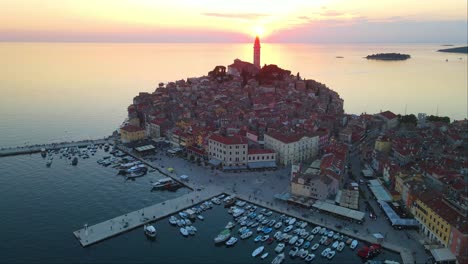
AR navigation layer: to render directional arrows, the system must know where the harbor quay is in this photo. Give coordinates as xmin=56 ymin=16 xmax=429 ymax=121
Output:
xmin=0 ymin=138 xmax=109 ymax=157
xmin=73 ymin=186 xmax=223 ymax=247
xmin=127 ymin=148 xmax=427 ymax=263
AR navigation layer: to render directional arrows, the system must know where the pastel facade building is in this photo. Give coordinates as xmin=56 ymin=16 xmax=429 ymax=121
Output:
xmin=264 ymin=131 xmax=319 ymax=166
xmin=120 ymin=125 xmax=146 ymax=143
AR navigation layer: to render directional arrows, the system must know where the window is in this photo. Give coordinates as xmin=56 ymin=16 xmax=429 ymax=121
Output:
xmin=249 ymin=157 xmax=251 ymax=160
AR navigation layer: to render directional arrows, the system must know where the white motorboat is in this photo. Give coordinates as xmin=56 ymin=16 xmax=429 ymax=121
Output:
xmin=274 ymin=231 xmax=282 ymax=240
xmin=238 ymin=226 xmax=247 ymax=234
xmin=214 ymin=229 xmax=231 ymax=244
xmin=252 ymin=246 xmax=265 ymax=257
xmin=327 ymin=230 xmax=334 ymax=237
xmin=197 ymin=215 xmax=204 ymax=221
xmin=337 ymin=242 xmax=345 ymax=251
xmin=306 ymin=234 xmax=314 ymax=241
xmin=184 ymin=219 xmax=192 ymax=225
xmin=311 ymin=243 xmax=320 ymax=251
xmin=180 ymin=227 xmax=189 ymax=237
xmin=169 ymin=216 xmax=178 ymax=225
xmin=144 ymin=225 xmax=157 ymax=238
xmin=350 ymin=239 xmax=358 ymax=249
xmin=283 ymin=225 xmax=293 ymax=233
xmin=288 ymin=235 xmax=299 ymax=245
xmin=275 ymin=243 xmax=285 ymax=253
xmin=261 ymin=252 xmax=269 ymax=259
xmin=187 ymin=226 xmax=195 ymax=236
xmin=225 ymin=237 xmax=238 ymax=246
xmin=254 ymin=235 xmax=262 ymax=242
xmin=271 ymin=253 xmax=285 ymax=264
xmin=300 ymin=222 xmax=308 ymax=228
xmin=240 ymin=231 xmax=253 ymax=239
xmin=300 ymin=249 xmax=309 ymax=259
xmin=319 ymin=227 xmax=327 ymax=235
xmin=289 ymin=247 xmax=299 ymax=257
xmin=333 ymin=233 xmax=340 ymax=240
xmin=288 ymin=217 xmax=296 ymax=225
xmin=176 ymin=219 xmax=185 ymax=227
xmin=332 ymin=240 xmax=339 ymax=249
xmin=327 ymin=250 xmax=336 ymax=259
xmin=152 ymin=178 xmax=175 ymax=189
xmin=295 ymin=238 xmax=304 ymax=247
xmin=321 ymin=248 xmax=331 ymax=257
xmin=268 ymin=219 xmax=276 ymax=227
xmin=225 ymin=221 xmax=236 ymax=229
xmin=305 ymin=253 xmax=315 ymax=262
xmin=260 ymin=235 xmax=269 ymax=242
xmin=319 ymin=236 xmax=327 ymax=244
xmin=312 ymin=226 xmax=321 ymax=234
xmin=274 ymin=222 xmax=283 ymax=229
xmin=179 ymin=212 xmax=188 ymax=218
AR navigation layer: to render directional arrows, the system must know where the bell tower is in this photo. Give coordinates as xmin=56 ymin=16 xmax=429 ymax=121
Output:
xmin=253 ymin=36 xmax=261 ymax=69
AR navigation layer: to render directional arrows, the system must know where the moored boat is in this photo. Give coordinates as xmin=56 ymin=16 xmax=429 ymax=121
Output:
xmin=350 ymin=239 xmax=358 ymax=249
xmin=180 ymin=227 xmax=189 ymax=237
xmin=225 ymin=236 xmax=238 ymax=247
xmin=252 ymin=246 xmax=264 ymax=257
xmin=214 ymin=229 xmax=231 ymax=244
xmin=327 ymin=250 xmax=336 ymax=259
xmin=337 ymin=241 xmax=345 ymax=251
xmin=271 ymin=253 xmax=285 ymax=264
xmin=275 ymin=243 xmax=285 ymax=253
xmin=261 ymin=252 xmax=269 ymax=259
xmin=169 ymin=216 xmax=178 ymax=225
xmin=144 ymin=225 xmax=157 ymax=238
xmin=289 ymin=246 xmax=299 ymax=258
xmin=311 ymin=243 xmax=320 ymax=251
xmin=305 ymin=253 xmax=315 ymax=262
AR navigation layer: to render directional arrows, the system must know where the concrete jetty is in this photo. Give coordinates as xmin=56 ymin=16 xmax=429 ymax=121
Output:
xmin=0 ymin=138 xmax=109 ymax=157
xmin=73 ymin=186 xmax=222 ymax=247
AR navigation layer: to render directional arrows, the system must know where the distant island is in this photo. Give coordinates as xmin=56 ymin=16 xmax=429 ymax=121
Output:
xmin=366 ymin=53 xmax=411 ymax=61
xmin=437 ymin=46 xmax=468 ymax=54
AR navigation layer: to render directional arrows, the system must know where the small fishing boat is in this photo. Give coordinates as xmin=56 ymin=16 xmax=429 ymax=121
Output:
xmin=327 ymin=250 xmax=336 ymax=259
xmin=197 ymin=215 xmax=204 ymax=221
xmin=275 ymin=243 xmax=285 ymax=253
xmin=312 ymin=226 xmax=321 ymax=234
xmin=295 ymin=238 xmax=304 ymax=247
xmin=254 ymin=235 xmax=262 ymax=242
xmin=288 ymin=235 xmax=299 ymax=245
xmin=337 ymin=242 xmax=345 ymax=251
xmin=289 ymin=247 xmax=299 ymax=258
xmin=274 ymin=222 xmax=283 ymax=229
xmin=261 ymin=252 xmax=269 ymax=259
xmin=350 ymin=240 xmax=358 ymax=249
xmin=144 ymin=225 xmax=156 ymax=238
xmin=252 ymin=246 xmax=264 ymax=257
xmin=240 ymin=231 xmax=253 ymax=239
xmin=180 ymin=227 xmax=189 ymax=237
xmin=225 ymin=237 xmax=238 ymax=247
xmin=303 ymin=241 xmax=311 ymax=249
xmin=306 ymin=234 xmax=314 ymax=241
xmin=283 ymin=225 xmax=293 ymax=233
xmin=311 ymin=243 xmax=320 ymax=251
xmin=300 ymin=249 xmax=309 ymax=259
xmin=260 ymin=235 xmax=269 ymax=242
xmin=305 ymin=253 xmax=315 ymax=262
xmin=225 ymin=221 xmax=235 ymax=229
xmin=321 ymin=248 xmax=331 ymax=257
xmin=271 ymin=253 xmax=285 ymax=264
xmin=214 ymin=229 xmax=231 ymax=244
xmin=169 ymin=216 xmax=178 ymax=225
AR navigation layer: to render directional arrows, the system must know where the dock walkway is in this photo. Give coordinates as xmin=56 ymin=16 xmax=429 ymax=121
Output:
xmin=73 ymin=186 xmax=222 ymax=247
xmin=0 ymin=138 xmax=109 ymax=157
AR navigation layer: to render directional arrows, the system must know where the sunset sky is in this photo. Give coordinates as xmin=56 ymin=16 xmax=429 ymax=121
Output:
xmin=1 ymin=0 xmax=467 ymax=43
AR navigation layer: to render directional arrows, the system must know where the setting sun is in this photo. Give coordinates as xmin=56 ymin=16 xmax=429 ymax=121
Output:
xmin=253 ymin=25 xmax=265 ymax=37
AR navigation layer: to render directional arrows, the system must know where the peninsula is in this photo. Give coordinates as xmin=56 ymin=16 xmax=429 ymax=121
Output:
xmin=365 ymin=53 xmax=411 ymax=61
xmin=437 ymin=46 xmax=468 ymax=54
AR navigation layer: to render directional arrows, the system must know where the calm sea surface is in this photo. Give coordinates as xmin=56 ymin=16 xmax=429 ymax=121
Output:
xmin=0 ymin=149 xmax=400 ymax=263
xmin=0 ymin=42 xmax=467 ymax=147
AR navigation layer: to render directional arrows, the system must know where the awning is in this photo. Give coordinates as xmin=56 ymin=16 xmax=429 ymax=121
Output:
xmin=430 ymin=248 xmax=457 ymax=263
xmin=208 ymin=159 xmax=222 ymax=166
xmin=312 ymin=200 xmax=365 ymax=221
xmin=247 ymin=161 xmax=277 ymax=169
xmin=223 ymin=165 xmax=248 ymax=171
xmin=378 ymin=200 xmax=419 ymax=227
xmin=135 ymin=145 xmax=155 ymax=152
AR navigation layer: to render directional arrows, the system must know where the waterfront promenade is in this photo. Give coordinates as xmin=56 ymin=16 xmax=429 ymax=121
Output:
xmin=73 ymin=185 xmax=222 ymax=247
xmin=0 ymin=138 xmax=109 ymax=157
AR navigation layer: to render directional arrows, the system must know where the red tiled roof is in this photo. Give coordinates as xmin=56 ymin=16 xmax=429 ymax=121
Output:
xmin=151 ymin=118 xmax=168 ymax=126
xmin=209 ymin=134 xmax=247 ymax=145
xmin=120 ymin=125 xmax=144 ymax=133
xmin=418 ymin=192 xmax=468 ymax=233
xmin=248 ymin=149 xmax=276 ymax=155
xmin=266 ymin=131 xmax=306 ymax=144
xmin=379 ymin=111 xmax=397 ymax=120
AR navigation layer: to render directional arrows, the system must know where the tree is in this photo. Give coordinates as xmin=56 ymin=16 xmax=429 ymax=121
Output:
xmin=398 ymin=114 xmax=418 ymax=126
xmin=426 ymin=115 xmax=450 ymax=124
